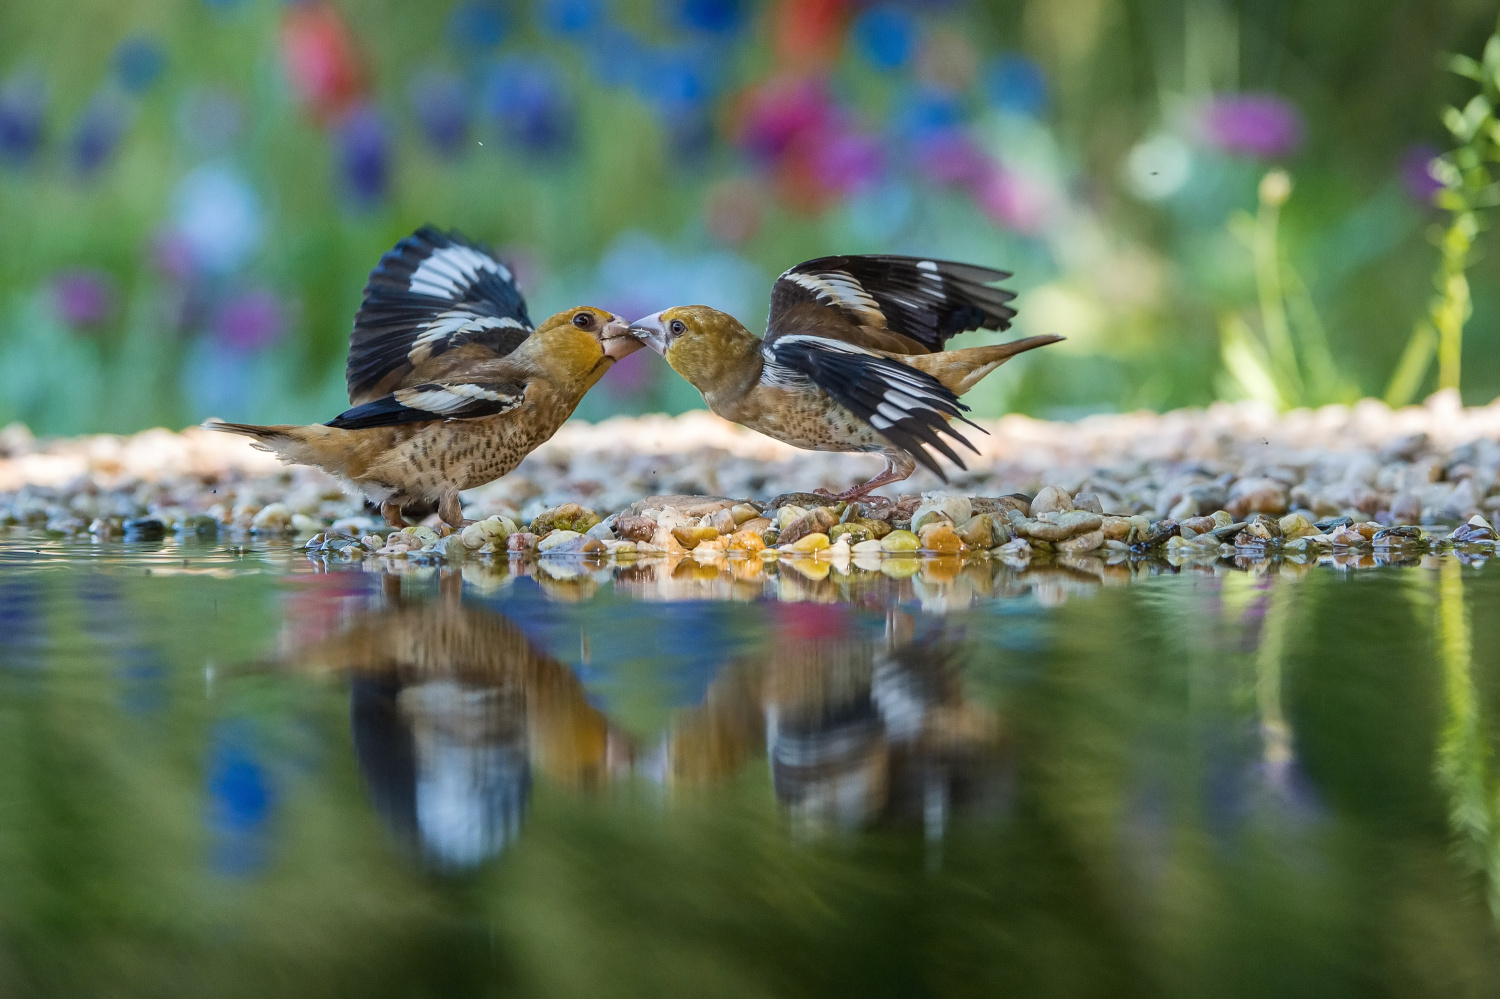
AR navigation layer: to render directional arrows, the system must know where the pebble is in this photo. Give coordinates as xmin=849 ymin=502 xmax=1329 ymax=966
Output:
xmin=955 ymin=514 xmax=997 ymax=549
xmin=787 ymin=532 xmax=831 ymax=553
xmin=507 ymin=532 xmax=539 ymax=553
xmin=918 ymin=523 xmax=964 ymax=554
xmin=1057 ymin=529 xmax=1105 ymax=554
xmin=672 ymin=524 xmax=720 ymax=548
xmin=881 ymin=530 xmax=920 ymax=552
xmin=530 ymin=503 xmax=600 ymax=536
xmin=778 ymin=507 xmax=837 ymax=545
xmin=911 ymin=492 xmax=972 ymax=532
xmin=1030 ymin=485 xmax=1073 ymax=515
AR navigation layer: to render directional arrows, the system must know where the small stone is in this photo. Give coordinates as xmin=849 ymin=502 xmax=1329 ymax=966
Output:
xmin=360 ymin=534 xmax=386 ymax=550
xmin=911 ymin=492 xmax=972 ymax=533
xmin=881 ymin=529 xmax=920 ymax=552
xmin=586 ymin=521 xmax=617 ymax=542
xmin=778 ymin=507 xmax=837 ymax=545
xmin=1100 ymin=516 xmax=1132 ymax=541
xmin=1021 ymin=510 xmax=1103 ymax=542
xmin=1057 ymin=529 xmax=1104 ymax=554
xmin=435 ymin=535 xmax=472 ymax=559
xmin=540 ymin=533 xmax=606 ymax=556
xmin=1372 ymin=525 xmax=1424 ymax=548
xmin=1227 ymin=478 xmax=1289 ymax=518
xmin=672 ymin=524 xmax=720 ymax=548
xmin=851 ymin=538 xmax=885 ymax=554
xmin=880 ymin=556 xmax=921 ymax=579
xmin=828 ymin=523 xmax=869 ymax=545
xmin=507 ymin=532 xmax=539 ymax=553
xmin=993 ymin=537 xmax=1032 ymax=562
xmin=1450 ymin=515 xmax=1498 ymax=544
xmin=529 ymin=503 xmax=600 ymax=535
xmin=1277 ymin=513 xmax=1317 ymax=539
xmin=1211 ymin=510 xmax=1234 ymax=528
xmin=775 ymin=505 xmax=809 ymax=530
xmin=970 ymin=495 xmax=1033 ymax=518
xmin=250 ymin=503 xmax=293 ymax=533
xmin=538 ymin=530 xmax=583 ymax=551
xmin=1180 ymin=515 xmax=1217 ymax=536
xmin=726 ymin=529 xmax=766 ymax=552
xmin=291 ymin=513 xmax=323 ymax=535
xmin=614 ymin=515 xmax=657 ymax=542
xmin=955 ymin=514 xmax=995 ymax=549
xmin=787 ymin=532 xmax=831 ymax=553
xmin=730 ymin=503 xmax=763 ymax=526
xmin=918 ymin=523 xmax=964 ymax=554
xmin=1030 ymin=485 xmax=1074 ymax=515
xmin=122 ymin=516 xmax=166 ymax=540
xmin=1327 ymin=526 xmax=1366 ymax=547
xmin=708 ymin=508 xmax=737 ymax=535
xmin=89 ymin=516 xmax=123 ymax=537
xmin=1071 ymin=491 xmax=1105 ymax=514
xmin=406 ymin=525 xmax=441 ymax=548
xmin=604 ymin=540 xmax=638 ymax=555
xmin=738 ymin=516 xmax=772 ymax=535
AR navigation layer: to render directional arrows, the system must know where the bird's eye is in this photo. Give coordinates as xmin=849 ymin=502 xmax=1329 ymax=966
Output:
xmin=572 ymin=312 xmax=594 ymax=329
xmin=669 ymin=319 xmax=687 ymax=335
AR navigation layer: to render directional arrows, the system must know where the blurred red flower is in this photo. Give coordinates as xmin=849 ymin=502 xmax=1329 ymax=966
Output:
xmin=279 ymin=3 xmax=365 ymax=124
xmin=772 ymin=0 xmax=851 ymax=66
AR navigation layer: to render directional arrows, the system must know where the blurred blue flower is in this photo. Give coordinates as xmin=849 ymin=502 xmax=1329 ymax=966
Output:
xmin=69 ymin=90 xmax=132 ymax=174
xmin=634 ymin=45 xmax=717 ymax=117
xmin=666 ymin=110 xmax=716 ymax=166
xmin=852 ymin=5 xmax=917 ymax=70
xmin=448 ymin=0 xmax=507 ymax=52
xmin=113 ymin=35 xmax=166 ymax=93
xmin=891 ymin=87 xmax=963 ymax=144
xmin=0 ymin=71 xmax=46 ymax=166
xmin=1199 ymin=93 xmax=1303 ymax=160
xmin=984 ymin=54 xmax=1047 ymax=117
xmin=214 ymin=288 xmax=286 ymax=352
xmin=49 ymin=269 xmax=117 ymax=330
xmin=337 ymin=103 xmax=391 ymax=203
xmin=587 ymin=25 xmax=645 ymax=88
xmin=670 ymin=0 xmax=745 ymax=34
xmin=176 ymin=87 xmax=245 ymax=154
xmin=842 ymin=177 xmax=914 ymax=241
xmin=484 ymin=56 xmax=575 ymax=156
xmin=409 ymin=69 xmax=469 ymax=156
xmin=536 ymin=0 xmax=603 ymax=37
xmin=1400 ymin=142 xmax=1443 ymax=205
xmin=172 ymin=163 xmax=263 ymax=274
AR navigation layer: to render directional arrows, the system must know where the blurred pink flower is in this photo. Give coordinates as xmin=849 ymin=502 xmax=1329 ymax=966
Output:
xmin=279 ymin=2 xmax=364 ymax=124
xmin=735 ymin=75 xmax=836 ymax=165
xmin=975 ymin=165 xmax=1053 ymax=234
xmin=1400 ymin=143 xmax=1443 ymax=204
xmin=150 ymin=227 xmax=197 ymax=281
xmin=813 ymin=130 xmax=883 ymax=194
xmin=50 ymin=270 xmax=116 ymax=329
xmin=911 ymin=130 xmax=991 ymax=187
xmin=213 ymin=289 xmax=286 ymax=352
xmin=1199 ymin=94 xmax=1303 ymax=159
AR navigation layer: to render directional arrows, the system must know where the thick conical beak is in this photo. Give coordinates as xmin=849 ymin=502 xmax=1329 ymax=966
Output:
xmin=599 ymin=316 xmax=643 ymax=361
xmin=628 ymin=311 xmax=669 ymax=354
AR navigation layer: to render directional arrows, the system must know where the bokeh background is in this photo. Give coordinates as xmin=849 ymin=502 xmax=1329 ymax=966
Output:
xmin=1 ymin=0 xmax=1497 ymax=436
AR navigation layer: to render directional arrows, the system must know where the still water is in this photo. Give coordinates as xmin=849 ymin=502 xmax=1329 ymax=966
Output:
xmin=2 ymin=536 xmax=1499 ymax=997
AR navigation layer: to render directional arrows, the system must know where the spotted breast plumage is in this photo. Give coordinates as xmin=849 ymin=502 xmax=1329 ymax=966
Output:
xmin=628 ymin=254 xmax=1062 ymax=499
xmin=206 ymin=226 xmax=641 ymax=527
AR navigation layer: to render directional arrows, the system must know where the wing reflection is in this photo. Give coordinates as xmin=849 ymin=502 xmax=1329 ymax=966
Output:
xmin=289 ymin=583 xmax=628 ymax=870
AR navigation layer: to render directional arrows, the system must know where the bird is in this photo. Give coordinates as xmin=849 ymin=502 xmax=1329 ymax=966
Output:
xmin=627 ymin=254 xmax=1061 ymax=500
xmin=205 ymin=226 xmax=641 ymax=528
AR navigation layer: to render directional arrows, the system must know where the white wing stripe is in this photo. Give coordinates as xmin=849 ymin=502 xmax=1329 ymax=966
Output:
xmin=408 ymin=245 xmax=513 ymax=299
xmin=395 ymin=383 xmax=513 ymax=414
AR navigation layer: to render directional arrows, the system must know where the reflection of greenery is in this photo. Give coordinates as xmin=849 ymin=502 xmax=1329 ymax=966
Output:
xmin=1430 ymin=558 xmax=1500 ymax=919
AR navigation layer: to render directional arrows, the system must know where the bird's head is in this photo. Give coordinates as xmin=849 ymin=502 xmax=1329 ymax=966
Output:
xmin=628 ymin=306 xmax=762 ymax=395
xmin=534 ymin=306 xmax=640 ymax=362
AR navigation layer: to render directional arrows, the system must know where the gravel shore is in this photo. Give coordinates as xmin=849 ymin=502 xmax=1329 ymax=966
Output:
xmin=2 ymin=391 xmax=1499 ymax=570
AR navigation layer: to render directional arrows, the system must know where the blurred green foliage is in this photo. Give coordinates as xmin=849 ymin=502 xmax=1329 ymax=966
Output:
xmin=1 ymin=0 xmax=1499 ymax=435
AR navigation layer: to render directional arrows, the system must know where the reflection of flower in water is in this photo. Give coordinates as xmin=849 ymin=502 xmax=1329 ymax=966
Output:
xmin=409 ymin=68 xmax=469 ymax=156
xmin=1199 ymin=94 xmax=1304 ymax=160
xmin=336 ymin=102 xmax=390 ymax=204
xmin=205 ymin=722 xmax=277 ymax=877
xmin=0 ymin=71 xmax=46 ymax=166
xmin=49 ymin=269 xmax=117 ymax=330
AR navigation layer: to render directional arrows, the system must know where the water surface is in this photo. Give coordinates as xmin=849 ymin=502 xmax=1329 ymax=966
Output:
xmin=2 ymin=536 xmax=1499 ymax=997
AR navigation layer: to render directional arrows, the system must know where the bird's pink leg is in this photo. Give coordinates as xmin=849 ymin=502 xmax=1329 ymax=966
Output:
xmin=380 ymin=500 xmax=409 ymax=528
xmin=817 ymin=453 xmax=918 ymax=502
xmin=438 ymin=492 xmax=470 ymax=529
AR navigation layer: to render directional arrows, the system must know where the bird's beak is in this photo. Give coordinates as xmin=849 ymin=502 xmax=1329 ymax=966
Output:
xmin=598 ymin=315 xmax=643 ymax=361
xmin=627 ymin=311 xmax=670 ymax=355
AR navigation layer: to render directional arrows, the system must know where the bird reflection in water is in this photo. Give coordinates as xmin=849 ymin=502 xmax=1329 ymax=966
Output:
xmin=286 ymin=572 xmax=1009 ymax=866
xmin=661 ymin=605 xmax=1010 ymax=836
xmin=288 ymin=574 xmax=629 ymax=870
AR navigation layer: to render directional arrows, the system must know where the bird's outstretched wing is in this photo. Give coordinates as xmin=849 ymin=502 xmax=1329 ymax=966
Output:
xmin=767 ymin=255 xmax=1016 ymax=355
xmin=762 ymin=335 xmax=981 ymax=479
xmin=347 ymin=226 xmax=533 ymax=405
xmin=325 ymin=380 xmax=527 ymax=430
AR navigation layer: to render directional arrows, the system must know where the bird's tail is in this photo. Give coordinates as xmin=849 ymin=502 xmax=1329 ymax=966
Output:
xmin=905 ymin=334 xmax=1063 ymax=397
xmin=202 ymin=420 xmax=351 ymax=475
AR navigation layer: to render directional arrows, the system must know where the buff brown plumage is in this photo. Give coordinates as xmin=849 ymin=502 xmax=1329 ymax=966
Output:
xmin=206 ymin=227 xmax=640 ymax=527
xmin=629 ymin=254 xmax=1059 ymax=499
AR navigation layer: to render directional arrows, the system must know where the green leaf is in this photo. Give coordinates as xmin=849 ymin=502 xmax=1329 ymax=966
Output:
xmin=1385 ymin=323 xmax=1437 ymax=408
xmin=1220 ymin=315 xmax=1284 ymax=410
xmin=1485 ymin=36 xmax=1500 ymax=85
xmin=1446 ymin=106 xmax=1476 ymax=141
xmin=1449 ymin=53 xmax=1485 ymax=81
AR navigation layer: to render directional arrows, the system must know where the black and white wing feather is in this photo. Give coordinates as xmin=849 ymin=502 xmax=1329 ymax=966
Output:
xmin=768 ymin=255 xmax=1016 ymax=352
xmin=764 ymin=335 xmax=982 ymax=480
xmin=347 ymin=226 xmax=534 ymax=405
xmin=326 ymin=381 xmax=526 ymax=430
